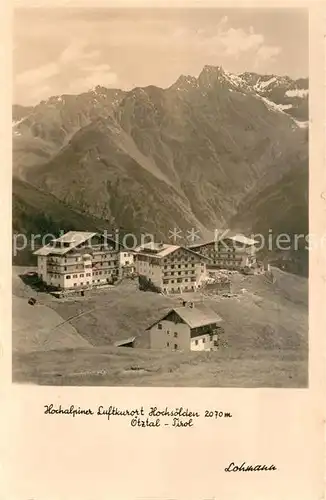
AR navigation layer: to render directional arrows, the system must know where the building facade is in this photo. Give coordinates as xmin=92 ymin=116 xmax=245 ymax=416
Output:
xmin=147 ymin=304 xmax=224 ymax=351
xmin=190 ymin=233 xmax=257 ymax=271
xmin=34 ymin=231 xmax=134 ymax=290
xmin=133 ymin=242 xmax=209 ymax=294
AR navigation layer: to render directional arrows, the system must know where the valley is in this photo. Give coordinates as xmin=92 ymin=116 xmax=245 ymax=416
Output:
xmin=12 ymin=66 xmax=309 ymax=274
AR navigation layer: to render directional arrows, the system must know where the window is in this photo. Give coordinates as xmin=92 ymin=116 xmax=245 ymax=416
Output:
xmin=202 ymin=338 xmax=206 ymax=343
xmin=81 ymin=282 xmax=83 ymax=286
xmin=195 ymin=339 xmax=198 ymax=345
xmin=174 ymin=344 xmax=178 ymax=350
xmin=167 ymin=342 xmax=170 ymax=347
xmin=167 ymin=330 xmax=170 ymax=335
xmin=174 ymin=332 xmax=178 ymax=338
xmin=177 ymin=278 xmax=182 ymax=283
xmin=74 ymin=283 xmax=77 ymax=287
xmin=214 ymin=340 xmax=218 ymax=347
xmin=158 ymin=323 xmax=162 ymax=330
xmin=64 ymin=267 xmax=67 ymax=271
xmin=73 ymin=274 xmax=77 ymax=278
xmin=66 ymin=275 xmax=71 ymax=279
xmin=86 ymin=273 xmax=91 ymax=277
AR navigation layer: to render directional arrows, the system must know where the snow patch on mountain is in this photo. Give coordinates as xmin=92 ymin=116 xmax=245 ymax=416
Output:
xmin=259 ymin=96 xmax=288 ymax=115
xmin=254 ymin=76 xmax=277 ymax=91
xmin=278 ymin=104 xmax=293 ymax=110
xmin=294 ymin=119 xmax=309 ymax=129
xmin=285 ymin=89 xmax=309 ymax=98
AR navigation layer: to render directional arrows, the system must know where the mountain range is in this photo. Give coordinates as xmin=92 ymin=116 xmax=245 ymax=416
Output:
xmin=12 ymin=65 xmax=309 ymax=273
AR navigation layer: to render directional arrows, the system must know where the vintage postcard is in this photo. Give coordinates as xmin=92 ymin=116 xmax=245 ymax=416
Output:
xmin=1 ymin=0 xmax=325 ymax=499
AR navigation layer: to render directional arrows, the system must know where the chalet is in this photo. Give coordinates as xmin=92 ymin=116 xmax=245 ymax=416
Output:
xmin=190 ymin=231 xmax=258 ymax=271
xmin=147 ymin=303 xmax=224 ymax=351
xmin=33 ymin=231 xmax=134 ymax=290
xmin=133 ymin=241 xmax=210 ymax=294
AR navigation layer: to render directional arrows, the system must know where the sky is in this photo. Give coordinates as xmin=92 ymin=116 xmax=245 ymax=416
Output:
xmin=13 ymin=7 xmax=309 ymax=106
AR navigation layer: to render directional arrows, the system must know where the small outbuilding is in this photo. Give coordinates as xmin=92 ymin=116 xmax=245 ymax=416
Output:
xmin=114 ymin=336 xmax=136 ymax=348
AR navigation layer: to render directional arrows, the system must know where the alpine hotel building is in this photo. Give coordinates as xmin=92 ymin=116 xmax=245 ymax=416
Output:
xmin=34 ymin=231 xmax=134 ymax=290
xmin=133 ymin=242 xmax=210 ymax=294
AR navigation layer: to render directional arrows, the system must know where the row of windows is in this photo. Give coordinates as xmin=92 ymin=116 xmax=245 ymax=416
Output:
xmin=166 ymin=339 xmax=218 ymax=349
xmin=163 ymin=286 xmax=196 ymax=292
xmin=51 ymin=260 xmax=118 ymax=269
xmin=163 ymin=255 xmax=196 ymax=263
xmin=93 ymin=270 xmax=116 ymax=276
xmin=163 ymin=270 xmax=196 ymax=277
xmin=193 ymin=338 xmax=218 ymax=346
xmin=66 ymin=270 xmax=115 ymax=279
xmin=157 ymin=324 xmax=180 ymax=335
xmin=66 ymin=273 xmax=90 ymax=279
xmin=164 ymin=263 xmax=196 ymax=269
xmin=163 ymin=277 xmax=197 ymax=284
xmin=69 ymin=279 xmax=107 ymax=287
xmin=63 ymin=253 xmax=118 ymax=263
xmin=92 ymin=261 xmax=117 ymax=267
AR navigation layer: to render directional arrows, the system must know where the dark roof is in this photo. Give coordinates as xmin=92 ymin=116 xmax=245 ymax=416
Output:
xmin=146 ymin=305 xmax=223 ymax=330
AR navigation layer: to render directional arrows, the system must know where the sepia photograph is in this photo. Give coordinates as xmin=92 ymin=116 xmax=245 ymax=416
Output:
xmin=12 ymin=6 xmax=309 ymax=388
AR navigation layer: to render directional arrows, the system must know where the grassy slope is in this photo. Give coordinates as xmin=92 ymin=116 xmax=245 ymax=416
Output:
xmin=12 ymin=178 xmax=115 ymax=266
xmin=12 ymin=266 xmax=308 ymax=387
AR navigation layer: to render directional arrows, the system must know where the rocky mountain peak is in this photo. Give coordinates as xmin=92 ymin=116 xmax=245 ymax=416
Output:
xmin=171 ymin=74 xmax=199 ymax=91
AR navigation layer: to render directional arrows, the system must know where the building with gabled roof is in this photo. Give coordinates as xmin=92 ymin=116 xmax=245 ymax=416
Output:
xmin=34 ymin=231 xmax=134 ymax=291
xmin=133 ymin=242 xmax=211 ymax=294
xmin=190 ymin=230 xmax=258 ymax=271
xmin=147 ymin=302 xmax=224 ymax=351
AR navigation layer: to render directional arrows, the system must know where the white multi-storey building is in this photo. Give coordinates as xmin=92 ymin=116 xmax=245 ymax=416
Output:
xmin=147 ymin=303 xmax=224 ymax=351
xmin=190 ymin=232 xmax=258 ymax=271
xmin=34 ymin=231 xmax=134 ymax=290
xmin=133 ymin=242 xmax=210 ymax=294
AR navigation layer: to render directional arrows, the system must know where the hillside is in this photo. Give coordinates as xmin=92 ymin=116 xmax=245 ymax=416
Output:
xmin=12 ymin=177 xmax=116 ymax=265
xmin=240 ymin=72 xmax=308 ymax=121
xmin=12 ymin=66 xmax=308 ymax=243
xmin=230 ymin=160 xmax=309 ymax=276
xmin=12 ymin=266 xmax=308 ymax=387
